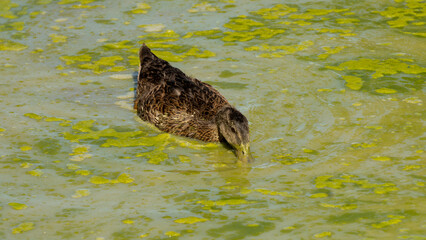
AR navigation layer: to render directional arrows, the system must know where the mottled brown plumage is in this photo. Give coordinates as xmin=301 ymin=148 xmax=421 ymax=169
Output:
xmin=134 ymin=44 xmax=252 ymax=163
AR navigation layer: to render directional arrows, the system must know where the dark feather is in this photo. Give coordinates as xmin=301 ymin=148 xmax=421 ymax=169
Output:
xmin=134 ymin=44 xmax=230 ymax=142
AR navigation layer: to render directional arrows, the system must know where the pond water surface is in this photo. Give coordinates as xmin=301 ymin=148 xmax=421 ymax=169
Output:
xmin=0 ymin=0 xmax=425 ymax=239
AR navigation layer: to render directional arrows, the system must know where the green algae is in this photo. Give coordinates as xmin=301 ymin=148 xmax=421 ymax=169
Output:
xmin=245 ymin=40 xmax=313 ymax=57
xmin=12 ymin=222 xmax=34 ymax=234
xmin=318 ymin=46 xmax=345 ymax=60
xmin=188 ymin=2 xmax=219 ymax=13
xmin=60 ymin=54 xmax=91 ymax=65
xmin=224 ymin=17 xmax=264 ymax=31
xmin=49 ymin=33 xmax=67 ymax=43
xmin=174 ymin=216 xmax=208 ymax=224
xmin=315 ymin=175 xmax=399 ymax=194
xmin=342 ymin=75 xmax=364 ymax=90
xmin=0 ymin=0 xmax=19 ymax=19
xmin=251 ymin=4 xmax=297 ymax=20
xmin=127 ymin=3 xmax=151 ymax=14
xmin=223 ymin=27 xmax=285 ymax=42
xmin=0 ymin=39 xmax=27 ymax=51
xmin=90 ymin=173 xmax=134 ymax=184
xmin=372 ymin=215 xmax=405 ymax=228
xmin=0 ymin=21 xmax=24 ymax=31
xmin=8 ymin=202 xmax=27 ymax=210
xmin=78 ymin=56 xmax=126 ymax=74
xmin=327 ymin=58 xmax=426 ymax=78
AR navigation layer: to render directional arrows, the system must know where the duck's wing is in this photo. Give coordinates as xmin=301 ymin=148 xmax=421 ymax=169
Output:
xmin=136 ymin=44 xmax=229 ymax=121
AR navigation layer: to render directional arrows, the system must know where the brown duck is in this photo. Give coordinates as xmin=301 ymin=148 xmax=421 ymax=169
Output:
xmin=134 ymin=44 xmax=253 ymax=163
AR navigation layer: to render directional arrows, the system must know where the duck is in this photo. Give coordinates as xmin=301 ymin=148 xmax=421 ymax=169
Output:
xmin=134 ymin=44 xmax=253 ymax=163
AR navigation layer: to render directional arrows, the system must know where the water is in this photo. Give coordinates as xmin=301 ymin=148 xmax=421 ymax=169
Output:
xmin=1 ymin=0 xmax=425 ymax=239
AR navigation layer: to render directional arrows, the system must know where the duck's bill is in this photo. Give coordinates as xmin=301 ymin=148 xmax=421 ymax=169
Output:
xmin=236 ymin=144 xmax=254 ymax=165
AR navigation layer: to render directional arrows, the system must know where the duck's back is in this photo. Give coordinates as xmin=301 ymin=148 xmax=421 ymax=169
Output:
xmin=135 ymin=44 xmax=229 ymax=141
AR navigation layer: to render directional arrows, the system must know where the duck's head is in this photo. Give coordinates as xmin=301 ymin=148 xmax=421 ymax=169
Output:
xmin=216 ymin=106 xmax=253 ymax=164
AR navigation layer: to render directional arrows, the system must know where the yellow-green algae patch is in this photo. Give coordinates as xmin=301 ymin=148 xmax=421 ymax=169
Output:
xmin=402 ymin=165 xmax=424 ymax=171
xmin=320 ymin=203 xmax=357 ymax=210
xmin=327 ymin=58 xmax=426 ymax=79
xmin=24 ymin=113 xmax=44 ymax=120
xmin=245 ymin=40 xmax=313 ymax=57
xmin=375 ymin=88 xmax=398 ymax=94
xmin=0 ymin=39 xmax=27 ymax=51
xmin=60 ymin=54 xmax=91 ymax=65
xmin=50 ymin=33 xmax=67 ymax=43
xmin=372 ymin=156 xmax=391 ymax=161
xmin=188 ymin=2 xmax=219 ymax=13
xmin=12 ymin=222 xmax=34 ymax=234
xmin=102 ymin=133 xmax=168 ymax=147
xmin=72 ymin=189 xmax=90 ymax=198
xmin=310 ymin=193 xmax=328 ymax=198
xmin=342 ymin=75 xmax=363 ymax=90
xmin=89 ymin=173 xmax=134 ymax=184
xmin=164 ymin=231 xmax=180 ymax=237
xmin=224 ymin=17 xmax=264 ymax=31
xmin=127 ymin=3 xmax=151 ymax=14
xmin=69 ymin=145 xmax=89 ymax=155
xmin=103 ymin=40 xmax=133 ymax=49
xmin=27 ymin=169 xmax=44 ymax=177
xmin=174 ymin=216 xmax=209 ymax=224
xmin=223 ymin=27 xmax=285 ymax=42
xmin=318 ymin=46 xmax=345 ymax=60
xmin=8 ymin=202 xmax=27 ymax=210
xmin=0 ymin=21 xmax=25 ymax=31
xmin=78 ymin=56 xmax=126 ymax=74
xmin=0 ymin=0 xmax=20 ymax=19
xmin=289 ymin=8 xmax=349 ymax=19
xmin=315 ymin=175 xmax=399 ymax=194
xmin=314 ymin=231 xmax=332 ymax=238
xmin=63 ymin=120 xmax=143 ymax=143
xmin=373 ymin=0 xmax=425 ymax=29
xmin=195 ymin=199 xmax=255 ymax=207
xmin=251 ymin=4 xmax=298 ymax=19
xmin=122 ymin=219 xmax=134 ymax=224
xmin=242 ymin=188 xmax=299 ymax=198
xmin=372 ymin=215 xmax=405 ymax=228
xmin=75 ymin=169 xmax=91 ymax=175
xmin=20 ymin=146 xmax=32 ymax=151
xmin=136 ymin=146 xmax=169 ymax=165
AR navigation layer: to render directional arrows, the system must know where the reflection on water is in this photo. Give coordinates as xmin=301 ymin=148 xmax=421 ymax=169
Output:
xmin=0 ymin=0 xmax=425 ymax=239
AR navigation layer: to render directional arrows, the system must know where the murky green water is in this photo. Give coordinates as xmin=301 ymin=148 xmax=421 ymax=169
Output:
xmin=1 ymin=0 xmax=425 ymax=239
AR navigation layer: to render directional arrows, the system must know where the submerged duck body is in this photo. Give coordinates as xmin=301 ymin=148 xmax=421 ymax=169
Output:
xmin=134 ymin=44 xmax=252 ymax=162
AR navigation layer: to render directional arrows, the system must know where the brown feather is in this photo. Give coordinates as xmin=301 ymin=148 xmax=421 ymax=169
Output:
xmin=135 ymin=44 xmax=230 ymax=142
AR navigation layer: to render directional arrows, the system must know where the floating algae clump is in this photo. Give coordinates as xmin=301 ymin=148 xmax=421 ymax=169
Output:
xmin=315 ymin=175 xmax=399 ymax=194
xmin=89 ymin=173 xmax=134 ymax=184
xmin=342 ymin=75 xmax=364 ymax=90
xmin=251 ymin=4 xmax=298 ymax=19
xmin=174 ymin=217 xmax=209 ymax=224
xmin=0 ymin=39 xmax=27 ymax=51
xmin=327 ymin=58 xmax=426 ymax=79
xmin=12 ymin=222 xmax=34 ymax=234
